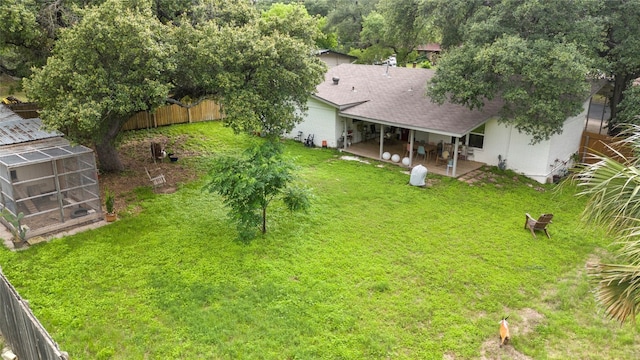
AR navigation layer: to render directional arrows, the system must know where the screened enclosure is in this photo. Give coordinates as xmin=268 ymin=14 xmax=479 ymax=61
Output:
xmin=0 ymin=138 xmax=102 ymax=239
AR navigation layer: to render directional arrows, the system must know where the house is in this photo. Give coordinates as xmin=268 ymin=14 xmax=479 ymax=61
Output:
xmin=0 ymin=105 xmax=103 ymax=242
xmin=315 ymin=49 xmax=358 ymax=68
xmin=289 ymin=64 xmax=597 ymax=183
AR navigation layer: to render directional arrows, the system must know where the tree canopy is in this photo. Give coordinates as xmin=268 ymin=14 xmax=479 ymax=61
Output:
xmin=599 ymin=0 xmax=640 ymax=133
xmin=427 ymin=0 xmax=601 ymax=143
xmin=0 ymin=0 xmax=52 ymax=77
xmin=24 ymin=0 xmax=172 ymax=171
xmin=23 ymin=0 xmax=325 ymax=172
xmin=425 ymin=0 xmax=640 ymax=139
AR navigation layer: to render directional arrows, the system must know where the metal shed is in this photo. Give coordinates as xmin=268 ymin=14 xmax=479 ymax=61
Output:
xmin=0 ymin=105 xmax=102 ymax=240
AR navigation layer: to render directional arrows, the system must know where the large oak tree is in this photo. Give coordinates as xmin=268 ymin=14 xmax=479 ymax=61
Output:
xmin=426 ymin=0 xmax=602 ymax=143
xmin=24 ymin=0 xmax=173 ymax=171
xmin=425 ymin=0 xmax=640 ymax=140
xmin=24 ymin=0 xmax=325 ymax=172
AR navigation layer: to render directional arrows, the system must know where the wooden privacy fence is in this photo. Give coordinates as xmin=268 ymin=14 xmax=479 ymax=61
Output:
xmin=579 ymin=130 xmax=633 ymax=164
xmin=122 ymin=100 xmax=223 ymax=131
xmin=0 ymin=267 xmax=69 ymax=360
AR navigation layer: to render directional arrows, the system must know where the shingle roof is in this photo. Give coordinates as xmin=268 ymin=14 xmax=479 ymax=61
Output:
xmin=313 ymin=64 xmax=504 ymax=137
xmin=0 ymin=105 xmax=61 ymax=146
xmin=416 ymin=43 xmax=442 ymax=52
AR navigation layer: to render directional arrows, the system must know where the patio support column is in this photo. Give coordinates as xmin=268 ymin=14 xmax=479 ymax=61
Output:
xmin=379 ymin=128 xmax=384 ymax=159
xmin=409 ymin=129 xmax=414 ymax=166
xmin=451 ymin=137 xmax=461 ymax=177
xmin=343 ymin=119 xmax=348 ymax=151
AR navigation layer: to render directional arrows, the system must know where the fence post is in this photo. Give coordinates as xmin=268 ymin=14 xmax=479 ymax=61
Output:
xmin=582 ymin=134 xmax=589 ymax=162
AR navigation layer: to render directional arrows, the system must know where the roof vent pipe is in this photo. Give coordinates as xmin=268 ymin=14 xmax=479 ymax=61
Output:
xmin=332 ymin=77 xmax=340 ymax=85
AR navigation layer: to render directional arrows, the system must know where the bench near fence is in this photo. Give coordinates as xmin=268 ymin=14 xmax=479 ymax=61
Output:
xmin=0 ymin=267 xmax=68 ymax=360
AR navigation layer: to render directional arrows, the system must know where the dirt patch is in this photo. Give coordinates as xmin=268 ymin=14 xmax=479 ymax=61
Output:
xmin=98 ymin=134 xmax=203 ymax=213
xmin=479 ymin=308 xmax=545 ymax=360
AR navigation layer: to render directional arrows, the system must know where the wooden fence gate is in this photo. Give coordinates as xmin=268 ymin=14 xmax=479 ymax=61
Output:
xmin=579 ymin=130 xmax=633 ymax=164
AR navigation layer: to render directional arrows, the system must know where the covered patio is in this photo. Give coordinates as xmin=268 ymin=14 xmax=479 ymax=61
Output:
xmin=341 ymin=138 xmax=485 ymax=178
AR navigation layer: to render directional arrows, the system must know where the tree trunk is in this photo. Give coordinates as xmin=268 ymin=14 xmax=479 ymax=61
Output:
xmin=95 ymin=141 xmax=124 ymax=172
xmin=94 ymin=117 xmax=127 ymax=172
xmin=608 ymin=73 xmax=634 ymax=136
xmin=261 ymin=206 xmax=267 ymax=234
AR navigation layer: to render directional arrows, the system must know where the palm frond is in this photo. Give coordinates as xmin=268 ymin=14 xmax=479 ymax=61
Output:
xmin=590 ymin=263 xmax=640 ymax=324
xmin=576 ymin=131 xmax=640 ymax=237
xmin=579 ymin=125 xmax=640 ymax=324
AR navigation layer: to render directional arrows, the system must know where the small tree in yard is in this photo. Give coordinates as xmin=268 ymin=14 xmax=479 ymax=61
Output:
xmin=203 ymin=141 xmax=311 ymax=240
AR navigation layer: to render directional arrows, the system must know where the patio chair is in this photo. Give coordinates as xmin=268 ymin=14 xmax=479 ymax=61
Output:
xmin=145 ymin=167 xmax=166 ymax=191
xmin=436 ymin=150 xmax=450 ymax=166
xmin=524 ymin=213 xmax=553 ymax=238
xmin=416 ymin=145 xmax=426 ymax=161
xmin=464 ymin=147 xmax=474 ymax=160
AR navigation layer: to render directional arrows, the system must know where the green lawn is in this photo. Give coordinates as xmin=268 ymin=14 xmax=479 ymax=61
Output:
xmin=0 ymin=122 xmax=637 ymax=359
xmin=0 ymin=75 xmax=26 ymax=101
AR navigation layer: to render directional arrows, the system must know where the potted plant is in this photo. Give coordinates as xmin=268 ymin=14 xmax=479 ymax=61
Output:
xmin=104 ymin=188 xmax=117 ymax=222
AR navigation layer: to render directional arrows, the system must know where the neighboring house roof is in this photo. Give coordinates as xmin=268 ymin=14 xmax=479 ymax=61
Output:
xmin=312 ymin=64 xmax=504 ymax=137
xmin=415 ymin=43 xmax=442 ymax=53
xmin=315 ymin=49 xmax=358 ymax=59
xmin=0 ymin=105 xmax=61 ymax=146
xmin=315 ymin=49 xmax=358 ymax=68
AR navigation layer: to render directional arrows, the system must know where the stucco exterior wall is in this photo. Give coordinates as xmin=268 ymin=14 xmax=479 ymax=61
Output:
xmin=476 ymin=100 xmax=589 ymax=183
xmin=546 ymin=101 xmax=589 ymax=179
xmin=474 ymin=118 xmax=550 ymax=183
xmin=289 ymin=98 xmax=340 ymax=147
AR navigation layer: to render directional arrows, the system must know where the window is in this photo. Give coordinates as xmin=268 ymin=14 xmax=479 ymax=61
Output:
xmin=463 ymin=124 xmax=485 ymax=149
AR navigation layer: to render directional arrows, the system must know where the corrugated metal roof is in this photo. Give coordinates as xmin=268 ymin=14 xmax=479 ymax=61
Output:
xmin=0 ymin=105 xmax=61 ymax=145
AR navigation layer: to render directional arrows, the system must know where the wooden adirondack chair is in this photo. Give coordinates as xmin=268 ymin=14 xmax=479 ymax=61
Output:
xmin=145 ymin=167 xmax=166 ymax=191
xmin=525 ymin=213 xmax=553 ymax=238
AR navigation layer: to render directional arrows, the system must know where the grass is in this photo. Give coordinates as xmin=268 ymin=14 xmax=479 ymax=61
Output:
xmin=0 ymin=122 xmax=638 ymax=359
xmin=0 ymin=74 xmax=26 ymax=101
